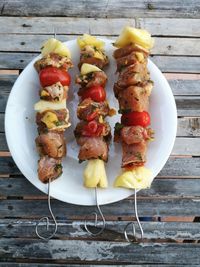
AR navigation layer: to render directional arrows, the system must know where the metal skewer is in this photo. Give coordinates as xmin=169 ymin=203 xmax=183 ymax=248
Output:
xmin=35 ymin=178 xmax=58 ymax=240
xmin=84 ymin=187 xmax=106 ymax=236
xmin=124 ymin=188 xmax=144 ymax=243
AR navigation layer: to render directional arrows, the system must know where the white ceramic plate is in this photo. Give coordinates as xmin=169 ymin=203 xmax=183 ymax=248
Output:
xmin=5 ymin=38 xmax=177 ymax=206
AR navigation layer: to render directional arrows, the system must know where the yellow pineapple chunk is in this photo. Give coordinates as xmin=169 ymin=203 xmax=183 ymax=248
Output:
xmin=84 ymin=159 xmax=108 ymax=188
xmin=77 ymin=34 xmax=105 ymax=50
xmin=114 ymin=26 xmax=154 ymax=50
xmin=41 ymin=38 xmax=71 ymax=58
xmin=114 ymin=167 xmax=153 ymax=189
xmin=80 ymin=63 xmax=101 ymax=75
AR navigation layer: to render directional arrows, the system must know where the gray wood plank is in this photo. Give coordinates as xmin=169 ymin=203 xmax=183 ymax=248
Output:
xmin=1 ymin=177 xmax=200 ymax=198
xmin=0 ymin=17 xmax=199 ymax=37
xmin=1 ymin=156 xmax=199 ymax=177
xmin=0 ymin=53 xmax=199 ymax=73
xmin=138 ymin=18 xmax=200 ymax=37
xmin=0 ymin=34 xmax=199 ymax=56
xmin=2 ymin=0 xmax=200 ymax=18
xmin=1 ymin=219 xmax=200 ymax=241
xmin=175 ymin=96 xmax=200 ymax=116
xmin=1 ymin=198 xmax=200 ymax=217
xmin=0 ymin=265 xmax=193 ymax=267
xmin=0 ymin=239 xmax=200 ymax=264
xmin=0 ymin=17 xmax=135 ymax=35
xmin=169 ymin=80 xmax=200 ymax=96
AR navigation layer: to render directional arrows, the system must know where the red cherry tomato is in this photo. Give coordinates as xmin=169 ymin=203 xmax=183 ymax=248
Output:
xmin=81 ymin=86 xmax=106 ymax=102
xmin=39 ymin=67 xmax=71 ymax=87
xmin=121 ymin=111 xmax=151 ymax=127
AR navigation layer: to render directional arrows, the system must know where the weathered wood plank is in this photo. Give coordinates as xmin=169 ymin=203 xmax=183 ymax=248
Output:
xmin=0 ymin=264 xmax=195 ymax=267
xmin=1 ymin=156 xmax=199 ymax=177
xmin=0 ymin=34 xmax=199 ymax=56
xmin=1 ymin=198 xmax=200 ymax=217
xmin=169 ymin=80 xmax=200 ymax=95
xmin=0 ymin=114 xmax=4 ymax=133
xmin=1 ymin=219 xmax=200 ymax=241
xmin=1 ymin=177 xmax=200 ymax=198
xmin=138 ymin=18 xmax=200 ymax=37
xmin=0 ymin=134 xmax=200 ymax=155
xmin=2 ymin=0 xmax=200 ymax=18
xmin=0 ymin=53 xmax=199 ymax=73
xmin=175 ymin=96 xmax=200 ymax=116
xmin=0 ymin=239 xmax=200 ymax=264
xmin=0 ymin=17 xmax=136 ymax=35
xmin=0 ymin=17 xmax=199 ymax=37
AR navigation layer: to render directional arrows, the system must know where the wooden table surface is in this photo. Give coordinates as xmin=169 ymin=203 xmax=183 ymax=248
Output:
xmin=1 ymin=0 xmax=200 ymax=266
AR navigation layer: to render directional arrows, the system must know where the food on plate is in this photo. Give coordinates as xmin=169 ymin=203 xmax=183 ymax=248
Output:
xmin=113 ymin=27 xmax=154 ymax=189
xmin=75 ymin=34 xmax=115 ymax=188
xmin=34 ymin=38 xmax=73 ymax=183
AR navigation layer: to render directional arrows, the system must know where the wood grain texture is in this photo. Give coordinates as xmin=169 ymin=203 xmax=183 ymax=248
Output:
xmin=1 ymin=198 xmax=200 ymax=217
xmin=0 ymin=17 xmax=199 ymax=37
xmin=1 ymin=239 xmax=200 ymax=264
xmin=0 ymin=34 xmax=199 ymax=56
xmin=1 ymin=219 xmax=200 ymax=241
xmin=1 ymin=177 xmax=200 ymax=198
xmin=1 ymin=0 xmax=200 ymax=18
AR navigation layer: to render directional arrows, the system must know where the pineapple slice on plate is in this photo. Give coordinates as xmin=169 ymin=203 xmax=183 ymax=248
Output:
xmin=114 ymin=166 xmax=153 ymax=189
xmin=84 ymin=159 xmax=108 ymax=188
xmin=114 ymin=26 xmax=154 ymax=50
xmin=41 ymin=38 xmax=71 ymax=58
xmin=77 ymin=34 xmax=105 ymax=50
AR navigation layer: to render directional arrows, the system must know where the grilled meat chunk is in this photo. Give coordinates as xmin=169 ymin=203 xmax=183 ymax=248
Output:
xmin=78 ymin=45 xmax=109 ymax=69
xmin=77 ymin=137 xmax=108 ymax=162
xmin=39 ymin=82 xmax=68 ymax=102
xmin=38 ymin=156 xmax=62 ymax=183
xmin=34 ymin=52 xmax=73 ymax=72
xmin=76 ymin=71 xmax=107 ymax=88
xmin=113 ymin=43 xmax=149 ymax=59
xmin=117 ymin=82 xmax=153 ymax=112
xmin=77 ymin=98 xmax=110 ymax=121
xmin=36 ymin=131 xmax=66 ymax=158
xmin=117 ymin=62 xmax=150 ymax=88
xmin=122 ymin=141 xmax=147 ymax=168
xmin=120 ymin=126 xmax=153 ymax=144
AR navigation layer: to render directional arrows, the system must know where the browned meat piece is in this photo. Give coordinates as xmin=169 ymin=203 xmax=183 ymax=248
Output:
xmin=116 ymin=50 xmax=147 ymax=72
xmin=117 ymin=82 xmax=153 ymax=112
xmin=36 ymin=109 xmax=70 ymax=132
xmin=38 ymin=156 xmax=62 ymax=183
xmin=77 ymin=98 xmax=110 ymax=121
xmin=39 ymin=82 xmax=68 ymax=101
xmin=78 ymin=45 xmax=109 ymax=69
xmin=75 ymin=71 xmax=107 ymax=88
xmin=113 ymin=43 xmax=149 ymax=59
xmin=121 ymin=141 xmax=147 ymax=168
xmin=117 ymin=62 xmax=150 ymax=88
xmin=34 ymin=52 xmax=73 ymax=72
xmin=74 ymin=120 xmax=111 ymax=139
xmin=121 ymin=126 xmax=153 ymax=144
xmin=36 ymin=132 xmax=66 ymax=158
xmin=77 ymin=137 xmax=108 ymax=162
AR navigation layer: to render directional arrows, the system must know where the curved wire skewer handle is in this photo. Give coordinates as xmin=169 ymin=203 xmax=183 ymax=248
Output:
xmin=84 ymin=187 xmax=106 ymax=236
xmin=124 ymin=188 xmax=144 ymax=243
xmin=35 ymin=179 xmax=58 ymax=240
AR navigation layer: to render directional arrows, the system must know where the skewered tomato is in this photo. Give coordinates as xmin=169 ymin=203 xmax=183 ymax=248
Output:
xmin=39 ymin=66 xmax=71 ymax=87
xmin=81 ymin=86 xmax=106 ymax=102
xmin=121 ymin=111 xmax=150 ymax=127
